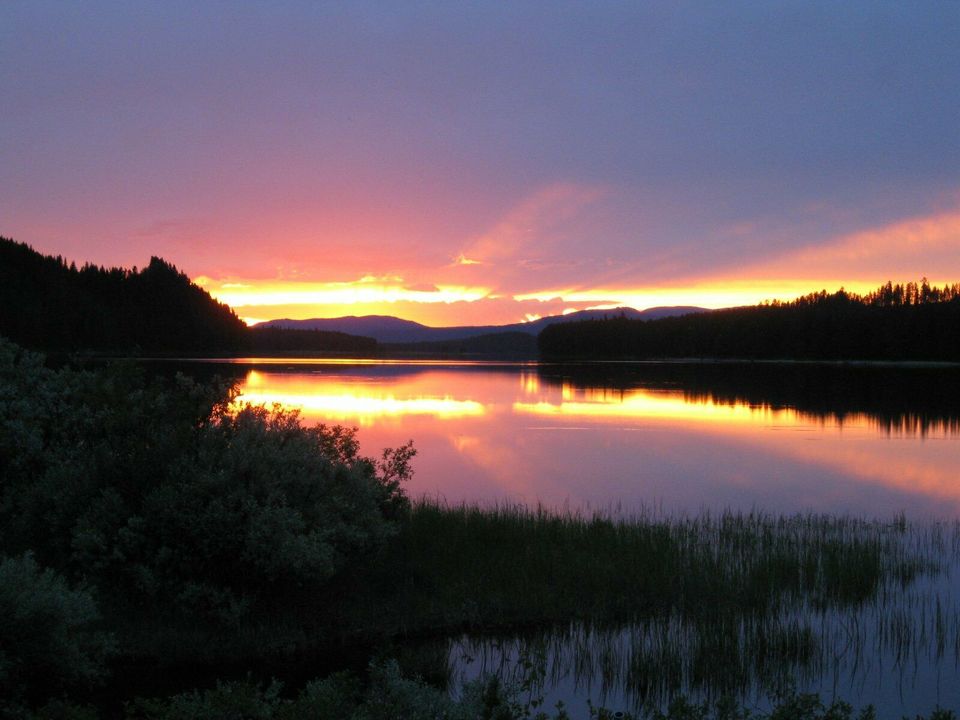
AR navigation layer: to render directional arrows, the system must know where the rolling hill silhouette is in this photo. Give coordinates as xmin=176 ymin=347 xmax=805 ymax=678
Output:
xmin=255 ymin=307 xmax=704 ymax=344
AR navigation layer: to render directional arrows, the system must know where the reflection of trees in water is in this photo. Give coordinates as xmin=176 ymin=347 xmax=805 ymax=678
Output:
xmin=151 ymin=359 xmax=960 ymax=436
xmin=537 ymin=363 xmax=960 ymax=437
xmin=444 ymin=521 xmax=960 ymax=713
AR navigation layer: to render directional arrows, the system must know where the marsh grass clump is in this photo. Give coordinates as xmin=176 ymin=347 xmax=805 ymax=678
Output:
xmin=430 ymin=511 xmax=960 ymax=712
xmin=120 ymin=669 xmax=958 ymax=720
xmin=358 ymin=502 xmax=940 ymax=638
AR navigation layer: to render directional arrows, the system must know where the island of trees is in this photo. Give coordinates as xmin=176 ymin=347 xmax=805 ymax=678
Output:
xmin=539 ymin=281 xmax=960 ymax=361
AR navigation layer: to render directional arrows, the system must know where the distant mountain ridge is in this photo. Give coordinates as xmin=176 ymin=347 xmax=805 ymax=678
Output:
xmin=255 ymin=306 xmax=705 ymax=344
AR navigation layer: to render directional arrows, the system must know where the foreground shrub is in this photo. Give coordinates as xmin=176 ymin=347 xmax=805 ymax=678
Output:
xmin=103 ymin=672 xmax=960 ymax=720
xmin=0 ymin=337 xmax=414 ymax=633
xmin=127 ymin=660 xmax=554 ymax=720
xmin=0 ymin=553 xmax=113 ymax=713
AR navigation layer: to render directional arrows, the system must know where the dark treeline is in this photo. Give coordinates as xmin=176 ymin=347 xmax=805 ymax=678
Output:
xmin=245 ymin=326 xmax=377 ymax=355
xmin=383 ymin=330 xmax=538 ymax=358
xmin=539 ymin=282 xmax=960 ymax=361
xmin=0 ymin=237 xmax=246 ymax=352
xmin=0 ymin=237 xmax=376 ymax=355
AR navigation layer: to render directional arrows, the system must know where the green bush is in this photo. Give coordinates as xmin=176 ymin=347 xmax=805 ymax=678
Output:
xmin=0 ymin=337 xmax=413 ymax=632
xmin=126 ymin=660 xmax=541 ymax=720
xmin=0 ymin=553 xmax=113 ymax=713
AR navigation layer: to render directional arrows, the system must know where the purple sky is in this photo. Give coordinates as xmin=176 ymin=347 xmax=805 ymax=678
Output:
xmin=2 ymin=1 xmax=958 ymax=324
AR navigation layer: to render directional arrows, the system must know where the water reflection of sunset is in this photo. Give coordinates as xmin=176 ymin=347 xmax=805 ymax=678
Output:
xmin=236 ymin=370 xmax=486 ymax=423
xmin=236 ymin=390 xmax=484 ymax=422
xmin=520 ymin=383 xmax=958 ymax=437
xmin=231 ymin=365 xmax=960 ymax=515
xmin=516 ymin=385 xmax=772 ymax=426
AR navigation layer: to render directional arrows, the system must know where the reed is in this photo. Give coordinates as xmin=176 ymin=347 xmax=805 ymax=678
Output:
xmin=342 ymin=503 xmax=960 ymax=714
xmin=352 ymin=502 xmax=945 ymax=639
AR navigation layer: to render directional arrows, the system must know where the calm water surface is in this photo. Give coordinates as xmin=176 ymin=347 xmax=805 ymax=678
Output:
xmin=185 ymin=359 xmax=960 ymax=717
xmin=221 ymin=359 xmax=960 ymax=518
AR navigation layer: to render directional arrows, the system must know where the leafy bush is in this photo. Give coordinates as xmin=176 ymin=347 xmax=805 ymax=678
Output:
xmin=83 ymin=403 xmax=413 ymax=626
xmin=111 ymin=673 xmax=960 ymax=720
xmin=0 ymin=553 xmax=113 ymax=713
xmin=126 ymin=660 xmax=543 ymax=720
xmin=0 ymin=337 xmax=414 ymax=632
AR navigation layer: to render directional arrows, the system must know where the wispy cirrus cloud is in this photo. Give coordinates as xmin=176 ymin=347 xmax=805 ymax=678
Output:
xmin=456 ymin=183 xmax=605 ymax=272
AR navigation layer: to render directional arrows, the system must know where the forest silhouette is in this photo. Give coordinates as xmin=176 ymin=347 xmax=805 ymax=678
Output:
xmin=0 ymin=237 xmax=376 ymax=355
xmin=4 ymin=237 xmax=960 ymax=361
xmin=539 ymin=282 xmax=960 ymax=361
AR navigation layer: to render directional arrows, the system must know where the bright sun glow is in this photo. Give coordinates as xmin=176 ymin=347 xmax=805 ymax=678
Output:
xmin=513 ymin=279 xmax=888 ymax=311
xmin=208 ymin=280 xmax=491 ymax=308
xmin=198 ymin=272 xmax=949 ymax=327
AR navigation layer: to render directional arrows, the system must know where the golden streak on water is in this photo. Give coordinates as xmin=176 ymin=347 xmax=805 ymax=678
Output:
xmin=514 ymin=388 xmax=778 ymax=425
xmin=230 ymin=366 xmax=960 ymax=507
xmin=234 ymin=391 xmax=486 ymax=421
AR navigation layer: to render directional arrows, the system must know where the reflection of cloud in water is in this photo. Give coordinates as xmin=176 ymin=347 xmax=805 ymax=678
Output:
xmin=449 ymin=432 xmax=551 ymax=503
xmin=237 ymin=368 xmax=488 ymax=423
xmin=515 ymin=387 xmax=960 ymax=511
xmin=766 ymin=440 xmax=960 ymax=509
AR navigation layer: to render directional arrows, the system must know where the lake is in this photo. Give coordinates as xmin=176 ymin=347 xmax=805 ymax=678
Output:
xmin=219 ymin=358 xmax=960 ymax=518
xmin=183 ymin=358 xmax=960 ymax=717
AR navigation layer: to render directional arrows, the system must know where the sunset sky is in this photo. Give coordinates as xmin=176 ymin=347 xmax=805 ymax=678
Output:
xmin=2 ymin=2 xmax=958 ymax=326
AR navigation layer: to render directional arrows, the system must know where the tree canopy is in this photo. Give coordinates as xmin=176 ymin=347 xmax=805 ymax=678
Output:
xmin=539 ymin=282 xmax=960 ymax=361
xmin=0 ymin=237 xmax=377 ymax=355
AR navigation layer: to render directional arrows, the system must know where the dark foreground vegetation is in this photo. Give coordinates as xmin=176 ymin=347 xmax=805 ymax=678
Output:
xmin=1 ymin=336 xmax=958 ymax=718
xmin=0 ymin=237 xmax=376 ymax=356
xmin=539 ymin=281 xmax=960 ymax=361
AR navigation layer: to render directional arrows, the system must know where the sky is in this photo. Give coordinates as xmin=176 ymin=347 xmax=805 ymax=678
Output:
xmin=2 ymin=1 xmax=959 ymax=326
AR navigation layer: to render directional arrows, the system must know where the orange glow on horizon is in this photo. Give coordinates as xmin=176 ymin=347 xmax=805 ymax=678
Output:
xmin=201 ymin=275 xmax=944 ymax=326
xmin=210 ymin=280 xmax=490 ymax=309
xmin=513 ymin=279 xmax=894 ymax=311
xmin=190 ymin=203 xmax=960 ymax=326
